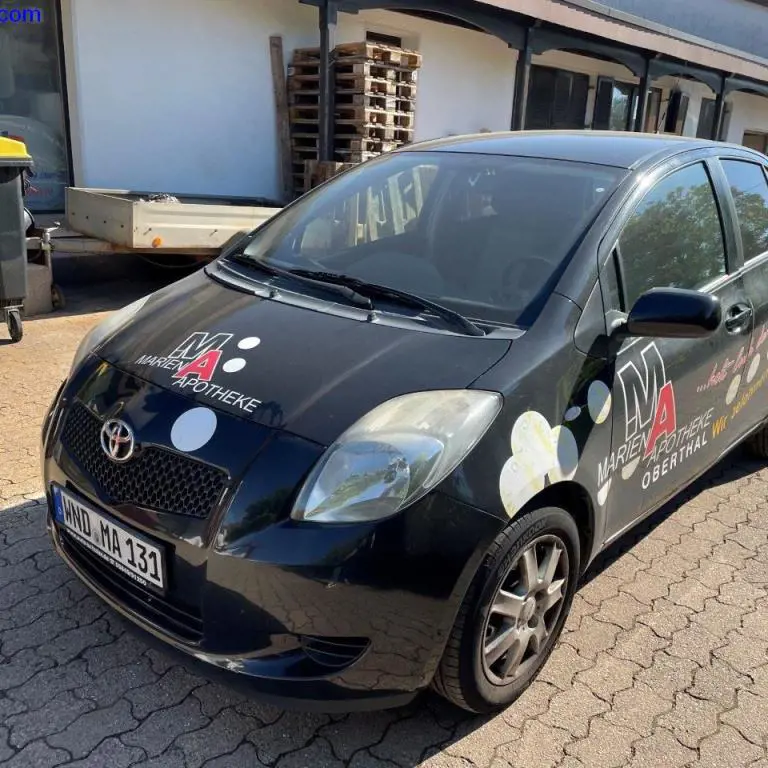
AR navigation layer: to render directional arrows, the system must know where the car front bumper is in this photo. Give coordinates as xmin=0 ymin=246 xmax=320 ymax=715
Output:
xmin=41 ymin=362 xmax=504 ymax=712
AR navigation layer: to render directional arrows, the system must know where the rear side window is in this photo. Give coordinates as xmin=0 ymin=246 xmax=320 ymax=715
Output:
xmin=720 ymin=159 xmax=768 ymax=262
xmin=616 ymin=162 xmax=727 ymax=308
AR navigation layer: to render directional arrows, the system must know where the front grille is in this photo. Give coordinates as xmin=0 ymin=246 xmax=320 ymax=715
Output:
xmin=60 ymin=401 xmax=227 ymax=519
xmin=59 ymin=529 xmax=204 ymax=643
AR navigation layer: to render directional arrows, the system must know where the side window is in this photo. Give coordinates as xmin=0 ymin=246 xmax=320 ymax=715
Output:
xmin=616 ymin=162 xmax=727 ymax=308
xmin=720 ymin=159 xmax=768 ymax=262
xmin=298 ymin=164 xmax=438 ymax=257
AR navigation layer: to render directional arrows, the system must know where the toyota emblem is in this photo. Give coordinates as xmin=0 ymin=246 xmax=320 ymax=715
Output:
xmin=100 ymin=419 xmax=136 ymax=462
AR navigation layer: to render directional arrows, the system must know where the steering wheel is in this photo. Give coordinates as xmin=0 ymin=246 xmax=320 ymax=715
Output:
xmin=492 ymin=255 xmax=552 ymax=306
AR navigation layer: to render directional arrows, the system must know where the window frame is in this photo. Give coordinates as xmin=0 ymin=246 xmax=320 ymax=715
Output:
xmin=598 ymin=153 xmax=737 ymax=315
xmin=715 ymin=157 xmax=768 ymax=268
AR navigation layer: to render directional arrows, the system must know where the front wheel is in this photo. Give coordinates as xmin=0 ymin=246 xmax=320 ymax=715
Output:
xmin=432 ymin=506 xmax=581 ymax=713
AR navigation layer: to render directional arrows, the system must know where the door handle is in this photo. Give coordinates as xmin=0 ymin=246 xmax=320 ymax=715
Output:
xmin=724 ymin=302 xmax=753 ymax=333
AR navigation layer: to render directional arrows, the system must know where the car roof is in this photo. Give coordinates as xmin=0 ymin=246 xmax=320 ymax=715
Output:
xmin=399 ymin=130 xmax=761 ymax=170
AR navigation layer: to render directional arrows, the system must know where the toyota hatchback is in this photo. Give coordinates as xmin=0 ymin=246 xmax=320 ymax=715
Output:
xmin=43 ymin=132 xmax=768 ymax=713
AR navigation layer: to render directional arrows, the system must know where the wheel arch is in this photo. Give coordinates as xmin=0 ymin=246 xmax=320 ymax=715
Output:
xmin=515 ymin=480 xmax=598 ymax=574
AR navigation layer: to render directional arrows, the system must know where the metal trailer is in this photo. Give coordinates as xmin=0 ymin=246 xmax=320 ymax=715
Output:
xmin=44 ymin=187 xmax=284 ymax=267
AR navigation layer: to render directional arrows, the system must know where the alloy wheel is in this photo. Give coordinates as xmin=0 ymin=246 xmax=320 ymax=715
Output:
xmin=481 ymin=534 xmax=569 ymax=684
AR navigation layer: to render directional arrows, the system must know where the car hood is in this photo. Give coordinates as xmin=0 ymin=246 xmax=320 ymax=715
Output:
xmin=98 ymin=268 xmax=511 ymax=445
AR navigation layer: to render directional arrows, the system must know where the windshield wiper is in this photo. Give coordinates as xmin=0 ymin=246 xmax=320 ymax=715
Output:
xmin=289 ymin=270 xmax=485 ymax=337
xmin=225 ymin=254 xmax=372 ymax=309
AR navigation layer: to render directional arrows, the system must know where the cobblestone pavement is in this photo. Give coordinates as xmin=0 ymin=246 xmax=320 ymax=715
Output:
xmin=1 ymin=279 xmax=768 ymax=767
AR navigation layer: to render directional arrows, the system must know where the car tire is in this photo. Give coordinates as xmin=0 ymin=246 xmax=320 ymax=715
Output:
xmin=432 ymin=506 xmax=581 ymax=714
xmin=746 ymin=425 xmax=768 ymax=459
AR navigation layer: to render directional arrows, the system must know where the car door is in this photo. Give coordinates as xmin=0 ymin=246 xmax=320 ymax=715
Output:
xmin=599 ymin=157 xmax=754 ymax=542
xmin=715 ymin=156 xmax=768 ymax=437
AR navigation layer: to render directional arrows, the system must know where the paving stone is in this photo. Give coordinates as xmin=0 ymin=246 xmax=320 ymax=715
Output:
xmin=1 ymin=612 xmax=77 ymax=657
xmin=657 ymin=692 xmax=721 ymax=748
xmin=0 ymin=648 xmax=53 ymax=689
xmin=7 ymin=689 xmax=95 ymax=749
xmin=562 ymin=616 xmax=620 ymax=659
xmin=727 ymin=524 xmax=768 ymax=551
xmin=0 ymin=579 xmax=39 ymax=611
xmin=594 ymin=592 xmax=648 ymax=630
xmin=562 ymin=594 xmax=598 ymax=633
xmin=8 ymin=659 xmax=91 ymax=710
xmin=82 ymin=632 xmax=147 ymax=677
xmin=629 ymin=536 xmax=669 ymax=564
xmin=610 ymin=624 xmax=668 ymax=668
xmin=667 ymin=623 xmax=725 ymax=667
xmin=125 ymin=665 xmax=205 ymax=720
xmin=636 ymin=651 xmax=698 ymax=701
xmin=565 ymin=718 xmax=637 ymax=768
xmin=501 ymin=681 xmax=558 ymax=729
xmin=667 ymin=579 xmax=718 ymax=612
xmin=574 ymin=653 xmax=639 ymax=701
xmin=626 ymin=726 xmax=697 ymax=768
xmin=65 ymin=737 xmax=145 ymax=768
xmin=710 ymin=540 xmax=755 ymax=568
xmin=692 ymin=597 xmax=747 ymax=637
xmin=48 ymin=698 xmax=139 ymax=759
xmin=3 ymin=740 xmax=70 ymax=768
xmin=121 ymin=697 xmax=209 ymax=757
xmin=41 ymin=619 xmax=113 ymax=665
xmin=647 ymin=551 xmax=695 ymax=581
xmin=620 ymin=572 xmax=671 ymax=606
xmin=131 ymin=747 xmax=187 ymax=768
xmin=247 ymin=711 xmax=330 ymax=764
xmin=74 ymin=657 xmax=157 ymax=708
xmin=175 ymin=707 xmax=255 ymax=768
xmin=600 ymin=553 xmax=648 ymax=584
xmin=713 ymin=631 xmax=768 ymax=674
xmin=347 ymin=751 xmax=399 ymax=768
xmin=718 ymin=578 xmax=765 ymax=609
xmin=697 ymin=723 xmax=763 ymax=767
xmin=636 ymin=598 xmax=692 ymax=639
xmin=688 ymin=658 xmax=752 ymax=709
xmin=741 ymin=606 xmax=768 ymax=640
xmin=693 ymin=518 xmax=735 ymax=543
xmin=276 ymin=737 xmax=345 ymax=768
xmin=605 ymin=681 xmax=672 ymax=736
xmin=191 ymin=682 xmax=246 ymax=718
xmin=674 ymin=533 xmax=717 ymax=564
xmin=443 ymin=715 xmax=520 ymax=766
xmin=720 ymin=689 xmax=768 ymax=746
xmin=319 ymin=710 xmax=400 ymax=761
xmin=541 ymin=682 xmax=608 ymax=738
xmin=686 ymin=560 xmax=736 ymax=590
xmin=369 ymin=712 xmax=450 ymax=767
xmin=537 ymin=644 xmax=593 ymax=691
xmin=577 ymin=576 xmax=623 ymax=607
xmin=234 ymin=698 xmax=283 ymax=725
xmin=499 ymin=719 xmax=570 ymax=768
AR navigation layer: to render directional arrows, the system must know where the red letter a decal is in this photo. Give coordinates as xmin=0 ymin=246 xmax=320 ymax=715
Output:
xmin=644 ymin=381 xmax=676 ymax=458
xmin=172 ymin=350 xmax=222 ymax=382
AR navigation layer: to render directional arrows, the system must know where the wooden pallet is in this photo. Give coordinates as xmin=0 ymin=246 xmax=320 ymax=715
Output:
xmin=290 ymin=105 xmax=414 ymax=129
xmin=335 ymin=149 xmax=393 ymax=163
xmin=292 ymin=133 xmax=398 ymax=153
xmin=334 ymin=123 xmax=414 ymax=142
xmin=290 ymin=90 xmax=412 ymax=112
xmin=333 ymin=41 xmax=421 ymax=69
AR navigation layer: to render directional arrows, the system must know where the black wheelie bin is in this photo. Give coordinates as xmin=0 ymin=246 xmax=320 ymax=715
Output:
xmin=0 ymin=136 xmax=33 ymax=343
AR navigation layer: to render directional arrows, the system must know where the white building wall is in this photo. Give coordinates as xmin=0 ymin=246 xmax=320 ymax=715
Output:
xmin=724 ymin=91 xmax=768 ymax=144
xmin=61 ymin=0 xmax=515 ymax=202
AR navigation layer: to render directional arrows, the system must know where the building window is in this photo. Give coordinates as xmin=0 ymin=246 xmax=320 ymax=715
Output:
xmin=593 ymin=78 xmax=663 ymax=133
xmin=365 ymin=31 xmax=403 ymax=48
xmin=0 ymin=0 xmax=71 ymax=212
xmin=743 ymin=131 xmax=768 ymax=154
xmin=525 ymin=65 xmax=589 ymax=130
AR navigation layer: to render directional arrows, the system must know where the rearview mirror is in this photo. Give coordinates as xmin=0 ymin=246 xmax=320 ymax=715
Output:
xmin=623 ymin=287 xmax=722 ymax=339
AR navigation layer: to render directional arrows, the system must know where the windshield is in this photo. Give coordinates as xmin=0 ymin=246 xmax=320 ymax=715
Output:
xmin=235 ymin=151 xmax=626 ymax=327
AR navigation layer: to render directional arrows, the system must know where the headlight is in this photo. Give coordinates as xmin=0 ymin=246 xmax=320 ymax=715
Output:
xmin=69 ymin=294 xmax=151 ymax=376
xmin=291 ymin=390 xmax=502 ymax=523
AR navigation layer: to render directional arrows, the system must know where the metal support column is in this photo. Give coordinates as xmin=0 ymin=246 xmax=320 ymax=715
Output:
xmin=511 ymin=27 xmax=534 ymax=131
xmin=712 ymin=75 xmax=727 ymax=141
xmin=318 ymin=0 xmax=338 ymax=161
xmin=634 ymin=57 xmax=652 ymax=132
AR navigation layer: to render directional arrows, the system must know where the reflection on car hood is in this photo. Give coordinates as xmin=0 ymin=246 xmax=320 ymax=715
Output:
xmin=97 ymin=269 xmax=511 ymax=445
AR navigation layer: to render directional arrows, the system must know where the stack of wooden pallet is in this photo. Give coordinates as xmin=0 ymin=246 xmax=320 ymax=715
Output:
xmin=287 ymin=41 xmax=421 ymax=196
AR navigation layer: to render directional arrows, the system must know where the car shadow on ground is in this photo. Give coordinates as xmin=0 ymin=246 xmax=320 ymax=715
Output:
xmin=0 ymin=445 xmax=760 ymax=765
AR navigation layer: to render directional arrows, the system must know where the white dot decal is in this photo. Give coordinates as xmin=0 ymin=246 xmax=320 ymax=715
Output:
xmin=564 ymin=406 xmax=582 ymax=422
xmin=597 ymin=478 xmax=611 ymax=507
xmin=726 ymin=374 xmax=741 ymax=405
xmin=622 ymin=457 xmax=640 ymax=480
xmin=238 ymin=336 xmax=261 ymax=350
xmin=747 ymin=353 xmax=761 ymax=384
xmin=587 ymin=381 xmax=612 ymax=424
xmin=170 ymin=407 xmax=217 ymax=453
xmin=549 ymin=426 xmax=579 ymax=482
xmin=222 ymin=358 xmax=246 ymax=373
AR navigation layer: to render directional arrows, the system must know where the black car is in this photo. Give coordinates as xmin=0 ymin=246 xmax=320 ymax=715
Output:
xmin=42 ymin=131 xmax=768 ymax=714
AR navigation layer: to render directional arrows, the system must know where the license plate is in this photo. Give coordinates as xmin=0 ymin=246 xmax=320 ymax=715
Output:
xmin=52 ymin=486 xmax=166 ymax=590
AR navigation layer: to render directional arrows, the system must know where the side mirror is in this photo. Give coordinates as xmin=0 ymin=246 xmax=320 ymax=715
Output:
xmin=621 ymin=287 xmax=722 ymax=339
